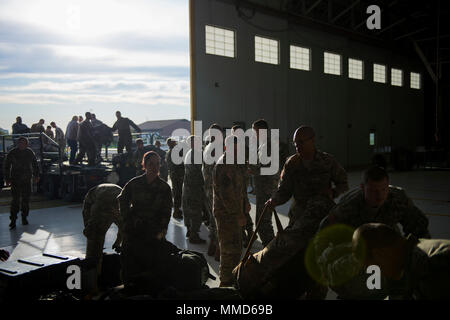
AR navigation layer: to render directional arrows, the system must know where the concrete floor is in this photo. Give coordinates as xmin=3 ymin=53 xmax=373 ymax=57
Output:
xmin=1 ymin=169 xmax=450 ymax=292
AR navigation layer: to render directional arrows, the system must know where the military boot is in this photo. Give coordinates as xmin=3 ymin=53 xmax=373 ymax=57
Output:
xmin=9 ymin=219 xmax=16 ymax=230
xmin=207 ymin=239 xmax=216 ymax=256
xmin=188 ymin=232 xmax=206 ymax=244
xmin=173 ymin=209 xmax=183 ymax=220
xmin=22 ymin=216 xmax=29 ymax=225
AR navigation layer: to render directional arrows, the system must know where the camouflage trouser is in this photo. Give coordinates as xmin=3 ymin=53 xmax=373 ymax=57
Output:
xmin=216 ymin=214 xmax=243 ymax=284
xmin=182 ymin=188 xmax=204 ymax=233
xmin=10 ymin=178 xmax=32 ymax=221
xmin=170 ymin=173 xmax=184 ymax=210
xmin=256 ymin=195 xmax=335 ymax=282
xmin=255 ymin=189 xmax=275 ymax=247
xmin=204 ymin=185 xmax=217 ymax=241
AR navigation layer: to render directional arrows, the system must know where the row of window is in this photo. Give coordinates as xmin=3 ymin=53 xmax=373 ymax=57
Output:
xmin=205 ymin=25 xmax=422 ymax=90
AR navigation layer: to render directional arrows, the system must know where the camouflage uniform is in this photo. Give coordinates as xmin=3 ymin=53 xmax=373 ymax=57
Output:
xmin=182 ymin=149 xmax=204 ymax=235
xmin=203 ymin=142 xmax=218 ymax=242
xmin=248 ymin=150 xmax=348 ymax=291
xmin=213 ymin=154 xmax=250 ymax=284
xmin=167 ymin=147 xmax=185 ymax=213
xmin=154 ymin=147 xmax=168 ymax=181
xmin=118 ymin=174 xmax=173 ymax=287
xmin=133 ymin=148 xmax=146 ymax=176
xmin=3 ymin=146 xmax=39 ymax=223
xmin=314 ymin=186 xmax=431 ymax=299
xmin=75 ymin=119 xmax=96 ymax=166
xmin=82 ymin=184 xmax=122 ymax=276
xmin=30 ymin=122 xmax=45 ymax=133
xmin=388 ymin=235 xmax=450 ymax=299
xmin=249 ymin=142 xmax=279 ymax=247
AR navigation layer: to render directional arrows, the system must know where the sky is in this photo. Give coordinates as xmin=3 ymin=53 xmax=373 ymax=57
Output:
xmin=0 ymin=0 xmax=190 ymax=132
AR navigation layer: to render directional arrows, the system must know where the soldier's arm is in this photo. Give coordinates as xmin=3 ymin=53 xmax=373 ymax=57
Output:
xmin=398 ymin=190 xmax=431 ymax=238
xmin=112 ymin=121 xmax=118 ymax=132
xmin=271 ymin=161 xmax=294 ymax=206
xmin=129 ymin=119 xmax=141 ymax=132
xmin=159 ymin=185 xmax=173 ymax=232
xmin=330 ymin=157 xmax=349 ymax=199
xmin=3 ymin=152 xmax=12 ymax=181
xmin=118 ymin=182 xmax=132 ymax=222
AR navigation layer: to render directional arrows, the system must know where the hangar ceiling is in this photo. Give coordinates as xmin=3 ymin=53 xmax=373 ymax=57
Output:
xmin=221 ymin=0 xmax=449 ymax=84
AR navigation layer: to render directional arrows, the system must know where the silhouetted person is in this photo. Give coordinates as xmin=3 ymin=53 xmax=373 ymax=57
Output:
xmin=75 ymin=112 xmax=97 ymax=166
xmin=112 ymin=111 xmax=141 ymax=154
xmin=12 ymin=116 xmax=30 ymax=134
xmin=66 ymin=116 xmax=79 ymax=164
xmin=30 ymin=119 xmax=45 ymax=133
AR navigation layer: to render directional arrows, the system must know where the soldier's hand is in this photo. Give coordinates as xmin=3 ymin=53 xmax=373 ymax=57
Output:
xmin=0 ymin=249 xmax=10 ymax=262
xmin=265 ymin=198 xmax=276 ymax=210
xmin=237 ymin=214 xmax=247 ymax=227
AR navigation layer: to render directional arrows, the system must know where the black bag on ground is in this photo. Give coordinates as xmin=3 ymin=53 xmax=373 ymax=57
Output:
xmin=167 ymin=250 xmax=212 ymax=292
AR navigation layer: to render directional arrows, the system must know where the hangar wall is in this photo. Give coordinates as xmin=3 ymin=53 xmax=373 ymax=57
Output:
xmin=191 ymin=0 xmax=425 ymax=167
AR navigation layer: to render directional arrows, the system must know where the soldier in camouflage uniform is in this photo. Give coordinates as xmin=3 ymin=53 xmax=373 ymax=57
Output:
xmin=3 ymin=137 xmax=40 ymax=229
xmin=214 ymin=135 xmax=251 ymax=286
xmin=133 ymin=138 xmax=146 ymax=175
xmin=82 ymin=183 xmax=123 ymax=292
xmin=231 ymin=124 xmax=254 ymax=249
xmin=249 ymin=119 xmax=279 ymax=247
xmin=352 ymin=223 xmax=450 ymax=299
xmin=203 ymin=124 xmax=223 ymax=258
xmin=182 ymin=136 xmax=206 ymax=244
xmin=166 ymin=138 xmax=184 ymax=219
xmin=242 ymin=126 xmax=347 ymax=297
xmin=154 ymin=140 xmax=168 ymax=182
xmin=118 ymin=151 xmax=173 ymax=289
xmin=313 ymin=166 xmax=430 ymax=299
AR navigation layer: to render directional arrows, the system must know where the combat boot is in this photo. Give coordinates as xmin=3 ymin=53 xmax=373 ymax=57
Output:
xmin=207 ymin=239 xmax=216 ymax=256
xmin=173 ymin=209 xmax=183 ymax=220
xmin=22 ymin=217 xmax=29 ymax=225
xmin=188 ymin=232 xmax=206 ymax=244
xmin=9 ymin=219 xmax=16 ymax=230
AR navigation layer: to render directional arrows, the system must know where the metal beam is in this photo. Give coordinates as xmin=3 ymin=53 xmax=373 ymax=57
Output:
xmin=377 ymin=17 xmax=407 ymax=35
xmin=413 ymin=41 xmax=437 ymax=84
xmin=394 ymin=27 xmax=428 ymax=41
xmin=330 ymin=0 xmax=359 ymax=24
xmin=305 ymin=0 xmax=322 ymax=15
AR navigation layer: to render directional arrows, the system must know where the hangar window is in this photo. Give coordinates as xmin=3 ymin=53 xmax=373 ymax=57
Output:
xmin=290 ymin=45 xmax=310 ymax=71
xmin=373 ymin=64 xmax=386 ymax=83
xmin=348 ymin=58 xmax=363 ymax=80
xmin=255 ymin=36 xmax=279 ymax=65
xmin=410 ymin=72 xmax=421 ymax=89
xmin=324 ymin=52 xmax=341 ymax=75
xmin=205 ymin=25 xmax=235 ymax=58
xmin=391 ymin=68 xmax=403 ymax=87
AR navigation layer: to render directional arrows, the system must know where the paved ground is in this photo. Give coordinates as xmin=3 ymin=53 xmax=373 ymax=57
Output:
xmin=1 ymin=169 xmax=449 ymax=294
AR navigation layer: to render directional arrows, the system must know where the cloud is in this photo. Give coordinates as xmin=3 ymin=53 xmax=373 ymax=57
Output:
xmin=0 ymin=0 xmax=191 ymax=131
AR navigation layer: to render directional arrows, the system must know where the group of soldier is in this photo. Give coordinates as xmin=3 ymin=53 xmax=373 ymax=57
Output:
xmin=2 ymin=114 xmax=450 ymax=299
